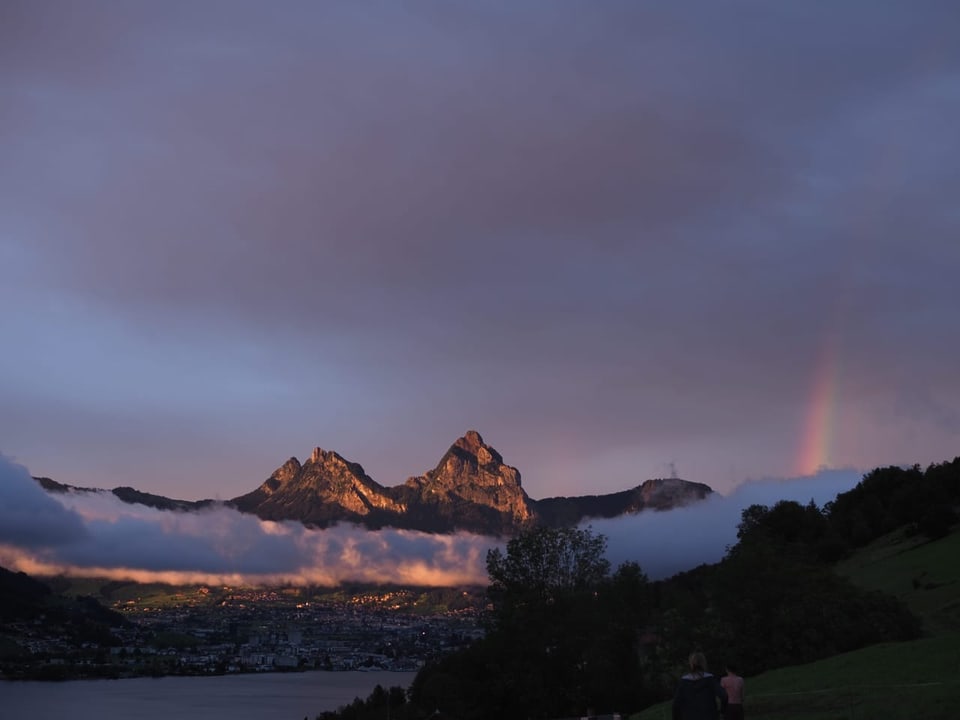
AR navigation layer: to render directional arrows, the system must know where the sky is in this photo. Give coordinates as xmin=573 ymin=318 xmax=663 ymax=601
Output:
xmin=2 ymin=1 xmax=959 ymax=507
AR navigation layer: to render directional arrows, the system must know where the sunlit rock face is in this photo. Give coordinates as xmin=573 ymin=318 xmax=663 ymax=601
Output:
xmin=395 ymin=430 xmax=535 ymax=534
xmin=261 ymin=457 xmax=301 ymax=494
xmin=229 ymin=430 xmax=536 ymax=534
xmin=231 ymin=449 xmax=404 ymax=527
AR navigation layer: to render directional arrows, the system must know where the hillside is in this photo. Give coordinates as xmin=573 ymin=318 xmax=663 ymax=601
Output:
xmin=634 ymin=524 xmax=960 ymax=720
xmin=0 ymin=566 xmax=128 ymax=675
xmin=835 ymin=524 xmax=960 ymax=635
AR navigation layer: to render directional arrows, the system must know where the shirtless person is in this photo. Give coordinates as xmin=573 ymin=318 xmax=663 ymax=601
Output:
xmin=720 ymin=664 xmax=745 ymax=720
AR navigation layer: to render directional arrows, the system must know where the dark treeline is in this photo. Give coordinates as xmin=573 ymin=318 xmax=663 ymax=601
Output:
xmin=317 ymin=457 xmax=959 ymax=720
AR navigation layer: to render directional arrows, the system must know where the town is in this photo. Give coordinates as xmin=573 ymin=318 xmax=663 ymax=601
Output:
xmin=0 ymin=582 xmax=487 ymax=680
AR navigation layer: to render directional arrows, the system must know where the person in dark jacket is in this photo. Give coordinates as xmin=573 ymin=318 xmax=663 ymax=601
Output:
xmin=672 ymin=652 xmax=727 ymax=720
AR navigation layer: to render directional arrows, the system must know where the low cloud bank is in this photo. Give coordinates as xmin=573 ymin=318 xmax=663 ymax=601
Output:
xmin=593 ymin=470 xmax=862 ymax=579
xmin=0 ymin=457 xmax=89 ymax=547
xmin=0 ymin=454 xmax=495 ymax=586
xmin=1 ymin=453 xmax=864 ymax=586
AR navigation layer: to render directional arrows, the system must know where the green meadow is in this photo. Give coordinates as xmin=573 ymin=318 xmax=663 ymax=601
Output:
xmin=836 ymin=526 xmax=960 ymax=635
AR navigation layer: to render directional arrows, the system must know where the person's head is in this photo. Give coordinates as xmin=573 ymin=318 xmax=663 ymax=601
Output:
xmin=688 ymin=652 xmax=707 ymax=673
xmin=725 ymin=663 xmax=738 ymax=676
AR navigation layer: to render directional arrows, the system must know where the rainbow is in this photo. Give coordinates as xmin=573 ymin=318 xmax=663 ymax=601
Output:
xmin=795 ymin=332 xmax=840 ymax=476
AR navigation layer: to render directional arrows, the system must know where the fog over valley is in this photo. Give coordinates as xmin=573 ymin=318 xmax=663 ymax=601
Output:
xmin=1 ymin=453 xmax=862 ymax=585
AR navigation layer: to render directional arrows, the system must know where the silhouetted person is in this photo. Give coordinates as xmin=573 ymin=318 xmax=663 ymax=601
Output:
xmin=672 ymin=651 xmax=727 ymax=720
xmin=721 ymin=664 xmax=744 ymax=720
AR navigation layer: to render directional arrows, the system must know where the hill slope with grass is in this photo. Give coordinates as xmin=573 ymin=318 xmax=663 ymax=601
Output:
xmin=836 ymin=524 xmax=960 ymax=635
xmin=635 ymin=524 xmax=960 ymax=720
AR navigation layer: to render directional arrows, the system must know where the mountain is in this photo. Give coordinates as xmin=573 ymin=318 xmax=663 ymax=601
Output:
xmin=231 ymin=448 xmax=406 ymax=527
xmin=229 ymin=430 xmax=711 ymax=534
xmin=532 ymin=477 xmax=714 ymax=527
xmin=230 ymin=430 xmax=536 ymax=534
xmin=34 ymin=430 xmax=713 ymax=536
xmin=391 ymin=430 xmax=537 ymax=534
xmin=35 ymin=476 xmax=216 ymax=512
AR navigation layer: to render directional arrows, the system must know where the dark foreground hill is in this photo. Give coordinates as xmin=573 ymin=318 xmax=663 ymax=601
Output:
xmin=0 ymin=566 xmax=126 ymax=630
xmin=0 ymin=566 xmax=127 ymax=677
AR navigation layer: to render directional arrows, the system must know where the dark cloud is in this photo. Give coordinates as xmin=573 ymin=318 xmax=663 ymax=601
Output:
xmin=1 ymin=1 xmax=958 ymax=500
xmin=0 ymin=455 xmax=88 ymax=547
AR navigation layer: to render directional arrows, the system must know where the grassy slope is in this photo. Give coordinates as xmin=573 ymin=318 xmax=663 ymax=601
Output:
xmin=634 ymin=525 xmax=960 ymax=720
xmin=836 ymin=526 xmax=960 ymax=635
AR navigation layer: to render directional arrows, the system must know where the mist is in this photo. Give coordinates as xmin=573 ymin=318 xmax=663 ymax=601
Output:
xmin=0 ymin=453 xmax=493 ymax=586
xmin=1 ymin=453 xmax=862 ymax=586
xmin=595 ymin=469 xmax=862 ymax=579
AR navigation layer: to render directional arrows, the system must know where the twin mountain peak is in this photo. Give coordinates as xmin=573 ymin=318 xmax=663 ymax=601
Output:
xmin=36 ymin=431 xmax=712 ymax=536
xmin=228 ymin=430 xmax=712 ymax=535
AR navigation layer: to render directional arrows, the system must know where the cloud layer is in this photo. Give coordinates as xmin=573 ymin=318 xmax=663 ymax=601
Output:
xmin=1 ymin=454 xmax=492 ymax=586
xmin=2 ymin=453 xmax=862 ymax=586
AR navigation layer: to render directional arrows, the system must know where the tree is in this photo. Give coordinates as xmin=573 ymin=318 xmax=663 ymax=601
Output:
xmin=410 ymin=527 xmax=652 ymax=719
xmin=733 ymin=500 xmax=841 ymax=562
xmin=486 ymin=525 xmax=610 ymax=610
xmin=473 ymin=526 xmax=653 ymax=718
xmin=481 ymin=527 xmax=610 ymax=716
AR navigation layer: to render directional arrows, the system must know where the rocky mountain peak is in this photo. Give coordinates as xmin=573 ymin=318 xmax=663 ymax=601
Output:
xmin=279 ymin=457 xmax=302 ymax=475
xmin=452 ymin=430 xmax=506 ymax=473
xmin=263 ymin=457 xmax=302 ymax=494
xmin=401 ymin=431 xmax=532 ymax=529
xmin=306 ymin=446 xmax=367 ymax=475
xmin=232 ymin=446 xmax=403 ymax=526
xmin=308 ymin=447 xmax=348 ymax=466
xmin=454 ymin=429 xmax=486 ymax=453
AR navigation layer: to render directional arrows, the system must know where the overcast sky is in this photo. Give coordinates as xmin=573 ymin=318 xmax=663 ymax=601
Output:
xmin=2 ymin=1 xmax=958 ymax=503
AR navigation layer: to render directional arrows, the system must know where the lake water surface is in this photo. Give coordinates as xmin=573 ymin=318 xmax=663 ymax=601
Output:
xmin=0 ymin=670 xmax=418 ymax=720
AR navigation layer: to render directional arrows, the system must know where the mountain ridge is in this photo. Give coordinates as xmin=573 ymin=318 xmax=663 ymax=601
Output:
xmin=36 ymin=430 xmax=713 ymax=536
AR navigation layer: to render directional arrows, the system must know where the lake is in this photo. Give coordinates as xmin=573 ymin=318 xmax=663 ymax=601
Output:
xmin=0 ymin=670 xmax=418 ymax=720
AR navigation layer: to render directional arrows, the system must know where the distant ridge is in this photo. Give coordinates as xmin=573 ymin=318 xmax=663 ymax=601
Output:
xmin=35 ymin=430 xmax=713 ymax=536
xmin=35 ymin=476 xmax=216 ymax=513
